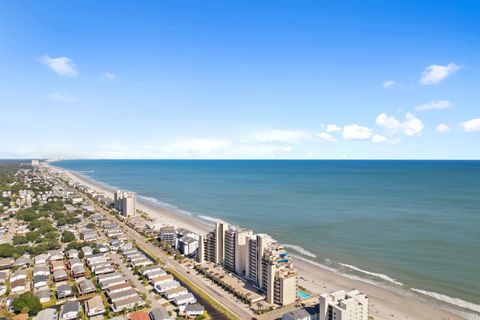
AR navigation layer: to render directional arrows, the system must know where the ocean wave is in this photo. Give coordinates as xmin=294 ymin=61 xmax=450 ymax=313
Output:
xmin=198 ymin=215 xmax=225 ymax=224
xmin=138 ymin=195 xmax=179 ymax=209
xmin=412 ymin=288 xmax=480 ymax=314
xmin=291 ymin=254 xmax=381 ymax=286
xmin=282 ymin=244 xmax=317 ymax=258
xmin=339 ymin=263 xmax=403 ymax=286
xmin=78 ymin=170 xmax=95 ymax=173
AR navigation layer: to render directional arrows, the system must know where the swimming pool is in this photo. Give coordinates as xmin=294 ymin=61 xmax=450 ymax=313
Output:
xmin=297 ymin=290 xmax=310 ymax=299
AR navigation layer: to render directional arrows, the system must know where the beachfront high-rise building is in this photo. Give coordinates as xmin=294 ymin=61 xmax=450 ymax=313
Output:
xmin=114 ymin=190 xmax=137 ymax=217
xmin=198 ymin=231 xmax=217 ymax=264
xmin=246 ymin=233 xmax=274 ymax=284
xmin=224 ymin=227 xmax=253 ymax=275
xmin=31 ymin=160 xmax=39 ymax=167
xmin=261 ymin=244 xmax=297 ymax=306
xmin=114 ymin=190 xmax=124 ymax=211
xmin=319 ymin=290 xmax=369 ymax=320
xmin=159 ymin=226 xmax=176 ymax=246
xmin=215 ymin=222 xmax=228 ymax=264
xmin=197 ymin=222 xmax=298 ymax=306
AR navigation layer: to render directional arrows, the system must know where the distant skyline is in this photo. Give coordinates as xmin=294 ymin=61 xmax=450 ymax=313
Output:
xmin=0 ymin=1 xmax=479 ymax=159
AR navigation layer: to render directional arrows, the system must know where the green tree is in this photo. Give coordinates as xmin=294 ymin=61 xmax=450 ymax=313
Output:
xmin=11 ymin=292 xmax=42 ymax=315
xmin=62 ymin=230 xmax=75 ymax=243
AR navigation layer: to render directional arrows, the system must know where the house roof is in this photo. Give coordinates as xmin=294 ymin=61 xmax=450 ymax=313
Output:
xmin=53 ymin=269 xmax=67 ymax=278
xmin=149 ymin=307 xmax=170 ymax=320
xmin=57 ymin=284 xmax=73 ymax=293
xmin=86 ymin=295 xmax=104 ymax=311
xmin=61 ymin=301 xmax=80 ymax=315
xmin=78 ymin=279 xmax=95 ymax=292
xmin=184 ymin=304 xmax=204 ymax=313
xmin=129 ymin=312 xmax=149 ymax=320
xmin=35 ymin=309 xmax=57 ymax=320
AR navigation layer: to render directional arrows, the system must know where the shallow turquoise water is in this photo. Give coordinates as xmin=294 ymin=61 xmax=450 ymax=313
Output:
xmin=54 ymin=160 xmax=480 ymax=311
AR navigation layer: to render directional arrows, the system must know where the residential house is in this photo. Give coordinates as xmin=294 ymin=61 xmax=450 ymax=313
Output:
xmin=106 ymin=283 xmax=133 ymax=296
xmin=130 ymin=312 xmax=149 ymax=320
xmin=112 ymin=295 xmax=144 ymax=313
xmin=33 ymin=275 xmax=49 ymax=289
xmin=164 ymin=286 xmax=188 ymax=300
xmin=149 ymin=307 xmax=171 ymax=320
xmin=35 ymin=309 xmax=57 ymax=320
xmin=14 ymin=256 xmax=31 ymax=268
xmin=51 ymin=260 xmax=66 ymax=272
xmin=0 ymin=257 xmax=14 ymax=270
xmin=53 ymin=269 xmax=68 ymax=282
xmin=109 ymin=289 xmax=138 ymax=303
xmin=57 ymin=284 xmax=74 ymax=299
xmin=35 ymin=289 xmax=52 ymax=303
xmin=72 ymin=265 xmax=86 ymax=278
xmin=11 ymin=269 xmax=27 ymax=282
xmin=77 ymin=279 xmax=96 ymax=295
xmin=68 ymin=258 xmax=83 ymax=269
xmin=49 ymin=250 xmax=64 ymax=261
xmin=66 ymin=249 xmax=79 ymax=259
xmin=33 ymin=266 xmax=49 ymax=277
xmin=81 ymin=246 xmax=93 ymax=257
xmin=183 ymin=305 xmax=205 ymax=318
xmin=85 ymin=295 xmax=105 ymax=317
xmin=60 ymin=301 xmax=80 ymax=320
xmin=10 ymin=278 xmax=27 ymax=293
xmin=154 ymin=280 xmax=179 ymax=294
xmin=172 ymin=293 xmax=196 ymax=306
xmin=34 ymin=254 xmax=49 ymax=265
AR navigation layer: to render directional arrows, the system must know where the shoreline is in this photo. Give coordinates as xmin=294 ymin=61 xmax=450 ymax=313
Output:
xmin=50 ymin=164 xmax=474 ymax=320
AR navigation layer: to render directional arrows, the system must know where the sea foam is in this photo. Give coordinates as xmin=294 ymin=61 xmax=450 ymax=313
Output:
xmin=412 ymin=288 xmax=480 ymax=314
xmin=282 ymin=244 xmax=317 ymax=258
xmin=339 ymin=263 xmax=404 ymax=286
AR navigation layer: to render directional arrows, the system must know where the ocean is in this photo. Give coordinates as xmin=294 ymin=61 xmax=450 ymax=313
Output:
xmin=53 ymin=160 xmax=480 ymax=314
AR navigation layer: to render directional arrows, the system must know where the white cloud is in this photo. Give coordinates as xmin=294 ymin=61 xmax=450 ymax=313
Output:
xmin=376 ymin=112 xmax=424 ymax=136
xmin=38 ymin=55 xmax=78 ymax=77
xmin=383 ymin=80 xmax=396 ymax=88
xmin=103 ymin=72 xmax=116 ymax=80
xmin=436 ymin=124 xmax=450 ymax=133
xmin=174 ymin=138 xmax=232 ymax=154
xmin=317 ymin=132 xmax=337 ymax=142
xmin=343 ymin=125 xmax=373 ymax=140
xmin=460 ymin=118 xmax=480 ymax=132
xmin=48 ymin=93 xmax=81 ymax=103
xmin=251 ymin=129 xmax=313 ymax=143
xmin=372 ymin=134 xmax=387 ymax=143
xmin=326 ymin=124 xmax=341 ymax=132
xmin=419 ymin=63 xmax=461 ymax=85
xmin=415 ymin=100 xmax=452 ymax=111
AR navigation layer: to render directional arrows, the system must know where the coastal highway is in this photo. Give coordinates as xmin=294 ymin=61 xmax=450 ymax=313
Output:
xmin=92 ymin=201 xmax=253 ymax=320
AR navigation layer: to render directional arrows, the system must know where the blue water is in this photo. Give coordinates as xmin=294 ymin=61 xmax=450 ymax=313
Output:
xmin=297 ymin=290 xmax=310 ymax=299
xmin=53 ymin=160 xmax=480 ymax=313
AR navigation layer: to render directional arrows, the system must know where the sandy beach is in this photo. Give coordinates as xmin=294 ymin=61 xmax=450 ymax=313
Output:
xmin=54 ymin=165 xmax=468 ymax=320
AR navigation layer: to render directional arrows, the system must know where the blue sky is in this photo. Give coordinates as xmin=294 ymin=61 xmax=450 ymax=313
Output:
xmin=0 ymin=0 xmax=479 ymax=159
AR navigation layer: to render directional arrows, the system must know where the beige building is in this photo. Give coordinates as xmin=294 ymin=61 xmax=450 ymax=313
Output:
xmin=114 ymin=190 xmax=136 ymax=216
xmin=246 ymin=233 xmax=274 ymax=285
xmin=197 ymin=223 xmax=297 ymax=307
xmin=224 ymin=226 xmax=252 ymax=276
xmin=261 ymin=245 xmax=297 ymax=306
xmin=319 ymin=290 xmax=368 ymax=320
